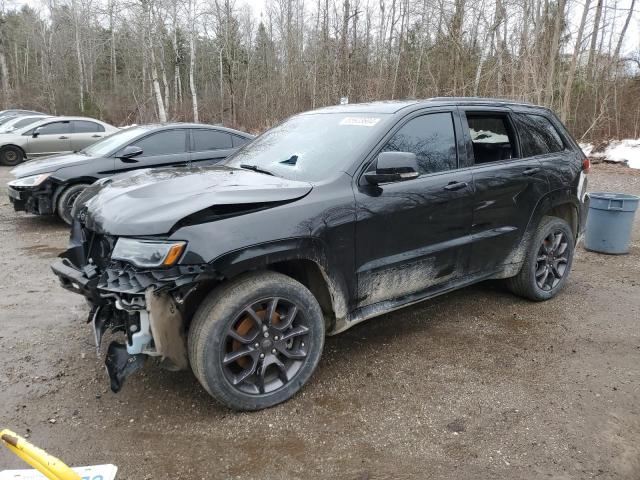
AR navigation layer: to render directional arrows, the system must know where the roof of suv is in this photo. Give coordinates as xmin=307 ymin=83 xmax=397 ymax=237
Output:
xmin=306 ymin=97 xmax=547 ymax=115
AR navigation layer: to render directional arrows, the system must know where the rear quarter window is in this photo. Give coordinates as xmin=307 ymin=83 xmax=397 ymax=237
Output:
xmin=73 ymin=120 xmax=105 ymax=133
xmin=515 ymin=113 xmax=565 ymax=157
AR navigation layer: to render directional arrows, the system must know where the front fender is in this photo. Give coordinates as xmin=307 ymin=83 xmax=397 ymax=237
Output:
xmin=210 ymin=237 xmax=351 ymax=325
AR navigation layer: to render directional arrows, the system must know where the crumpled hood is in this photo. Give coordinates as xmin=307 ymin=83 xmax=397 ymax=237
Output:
xmin=79 ymin=166 xmax=313 ymax=236
xmin=10 ymin=152 xmax=99 ymax=177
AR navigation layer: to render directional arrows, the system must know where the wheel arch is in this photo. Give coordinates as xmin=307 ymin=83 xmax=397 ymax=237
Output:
xmin=52 ymin=179 xmax=95 ymax=211
xmin=528 ymin=190 xmax=580 ymax=239
xmin=209 ymin=238 xmax=351 ymax=332
xmin=498 ymin=190 xmax=580 ymax=278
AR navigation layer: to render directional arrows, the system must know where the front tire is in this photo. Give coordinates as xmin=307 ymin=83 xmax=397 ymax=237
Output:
xmin=189 ymin=271 xmax=325 ymax=411
xmin=506 ymin=216 xmax=575 ymax=301
xmin=56 ymin=184 xmax=90 ymax=225
xmin=0 ymin=146 xmax=24 ymax=166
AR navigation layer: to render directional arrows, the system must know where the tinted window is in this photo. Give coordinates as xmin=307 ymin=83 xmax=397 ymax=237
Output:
xmin=83 ymin=126 xmax=153 ymax=156
xmin=232 ymin=135 xmax=249 ymax=147
xmin=131 ymin=130 xmax=187 ymax=156
xmin=466 ymin=114 xmax=516 ymax=164
xmin=36 ymin=121 xmax=71 ymax=135
xmin=380 ymin=112 xmax=457 ymax=175
xmin=73 ymin=120 xmax=105 ymax=133
xmin=515 ymin=113 xmax=564 ymax=157
xmin=192 ymin=129 xmax=232 ymax=151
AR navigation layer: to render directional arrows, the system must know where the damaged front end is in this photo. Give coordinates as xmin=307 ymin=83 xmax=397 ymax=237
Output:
xmin=51 ymin=220 xmax=218 ymax=392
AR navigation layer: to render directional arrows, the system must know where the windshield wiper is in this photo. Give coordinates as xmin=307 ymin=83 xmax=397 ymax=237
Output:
xmin=239 ymin=164 xmax=274 ymax=176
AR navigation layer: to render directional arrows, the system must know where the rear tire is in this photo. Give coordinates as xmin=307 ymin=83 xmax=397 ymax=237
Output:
xmin=506 ymin=216 xmax=575 ymax=301
xmin=56 ymin=184 xmax=90 ymax=225
xmin=189 ymin=271 xmax=325 ymax=411
xmin=0 ymin=146 xmax=24 ymax=166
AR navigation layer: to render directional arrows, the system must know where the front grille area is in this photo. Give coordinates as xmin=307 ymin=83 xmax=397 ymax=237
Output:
xmin=97 ymin=261 xmax=214 ymax=294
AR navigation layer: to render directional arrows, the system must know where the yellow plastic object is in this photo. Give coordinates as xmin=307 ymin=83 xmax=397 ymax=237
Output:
xmin=0 ymin=429 xmax=82 ymax=480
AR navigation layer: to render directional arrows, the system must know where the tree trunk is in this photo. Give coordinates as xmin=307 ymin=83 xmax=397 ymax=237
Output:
xmin=0 ymin=18 xmax=10 ymax=106
xmin=612 ymin=0 xmax=636 ymax=64
xmin=72 ymin=0 xmax=85 ymax=112
xmin=146 ymin=1 xmax=167 ymax=122
xmin=189 ymin=0 xmax=199 ymax=122
xmin=586 ymin=0 xmax=603 ymax=75
xmin=560 ymin=0 xmax=591 ymax=122
xmin=110 ymin=0 xmax=117 ymax=90
xmin=544 ymin=0 xmax=565 ymax=106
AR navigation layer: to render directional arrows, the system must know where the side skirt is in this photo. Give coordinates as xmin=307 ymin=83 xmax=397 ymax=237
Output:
xmin=330 ymin=269 xmax=502 ymax=335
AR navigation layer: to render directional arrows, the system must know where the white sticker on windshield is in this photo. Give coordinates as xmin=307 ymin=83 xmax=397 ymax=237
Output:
xmin=339 ymin=117 xmax=381 ymax=127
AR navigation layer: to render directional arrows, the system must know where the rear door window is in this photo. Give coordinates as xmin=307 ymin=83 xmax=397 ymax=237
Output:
xmin=72 ymin=120 xmax=105 ymax=133
xmin=515 ymin=113 xmax=564 ymax=157
xmin=131 ymin=130 xmax=188 ymax=157
xmin=380 ymin=112 xmax=457 ymax=175
xmin=466 ymin=114 xmax=517 ymax=164
xmin=192 ymin=129 xmax=233 ymax=151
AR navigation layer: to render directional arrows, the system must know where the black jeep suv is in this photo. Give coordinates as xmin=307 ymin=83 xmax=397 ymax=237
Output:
xmin=52 ymin=98 xmax=589 ymax=410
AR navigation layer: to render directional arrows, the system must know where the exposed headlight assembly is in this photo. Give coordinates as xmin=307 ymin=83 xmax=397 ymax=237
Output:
xmin=8 ymin=172 xmax=52 ymax=187
xmin=111 ymin=238 xmax=186 ymax=268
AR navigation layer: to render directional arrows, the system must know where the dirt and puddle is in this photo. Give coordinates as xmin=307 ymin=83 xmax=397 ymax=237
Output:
xmin=1 ymin=164 xmax=639 ymax=479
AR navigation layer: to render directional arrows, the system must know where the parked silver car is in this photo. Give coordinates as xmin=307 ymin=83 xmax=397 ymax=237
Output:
xmin=0 ymin=116 xmax=118 ymax=166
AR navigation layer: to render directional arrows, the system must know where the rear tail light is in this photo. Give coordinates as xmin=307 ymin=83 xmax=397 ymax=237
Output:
xmin=582 ymin=157 xmax=591 ymax=173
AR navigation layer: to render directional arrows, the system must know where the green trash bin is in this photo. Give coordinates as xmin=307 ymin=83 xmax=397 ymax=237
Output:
xmin=584 ymin=192 xmax=639 ymax=254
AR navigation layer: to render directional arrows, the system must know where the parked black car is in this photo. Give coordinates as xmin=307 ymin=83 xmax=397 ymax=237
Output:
xmin=8 ymin=123 xmax=253 ymax=224
xmin=51 ymin=98 xmax=589 ymax=410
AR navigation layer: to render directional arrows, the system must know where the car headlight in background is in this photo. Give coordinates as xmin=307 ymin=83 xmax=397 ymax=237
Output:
xmin=7 ymin=173 xmax=52 ymax=188
xmin=111 ymin=238 xmax=186 ymax=268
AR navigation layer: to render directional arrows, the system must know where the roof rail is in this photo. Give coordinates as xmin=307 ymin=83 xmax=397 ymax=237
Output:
xmin=427 ymin=96 xmax=536 ymax=106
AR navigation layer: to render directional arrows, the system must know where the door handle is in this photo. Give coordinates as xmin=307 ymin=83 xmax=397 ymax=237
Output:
xmin=120 ymin=158 xmax=139 ymax=163
xmin=444 ymin=181 xmax=468 ymax=191
xmin=92 ymin=134 xmax=102 ymax=138
xmin=58 ymin=136 xmax=69 ymax=139
xmin=523 ymin=167 xmax=540 ymax=175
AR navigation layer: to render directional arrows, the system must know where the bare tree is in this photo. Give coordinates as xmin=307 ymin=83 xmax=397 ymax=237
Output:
xmin=560 ymin=0 xmax=591 ymax=122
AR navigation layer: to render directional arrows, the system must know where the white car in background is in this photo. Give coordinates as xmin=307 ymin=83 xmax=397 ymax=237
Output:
xmin=0 ymin=115 xmax=52 ymax=134
xmin=0 ymin=116 xmax=118 ymax=166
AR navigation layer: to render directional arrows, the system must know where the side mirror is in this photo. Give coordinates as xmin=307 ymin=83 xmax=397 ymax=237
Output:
xmin=32 ymin=127 xmax=41 ymax=138
xmin=364 ymin=151 xmax=419 ymax=185
xmin=118 ymin=145 xmax=143 ymax=159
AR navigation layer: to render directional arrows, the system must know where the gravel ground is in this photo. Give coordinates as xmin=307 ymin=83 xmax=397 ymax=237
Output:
xmin=1 ymin=163 xmax=639 ymax=479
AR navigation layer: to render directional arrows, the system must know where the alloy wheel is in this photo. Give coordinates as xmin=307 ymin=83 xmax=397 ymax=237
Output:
xmin=535 ymin=230 xmax=569 ymax=291
xmin=221 ymin=297 xmax=311 ymax=395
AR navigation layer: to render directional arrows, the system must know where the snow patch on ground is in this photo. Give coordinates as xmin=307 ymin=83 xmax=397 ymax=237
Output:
xmin=580 ymin=140 xmax=640 ymax=169
xmin=579 ymin=142 xmax=595 ymax=157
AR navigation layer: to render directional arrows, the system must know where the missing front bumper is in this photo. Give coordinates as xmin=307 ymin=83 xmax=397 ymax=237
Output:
xmin=52 ymin=257 xmax=192 ymax=391
xmin=7 ymin=186 xmax=53 ymax=214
